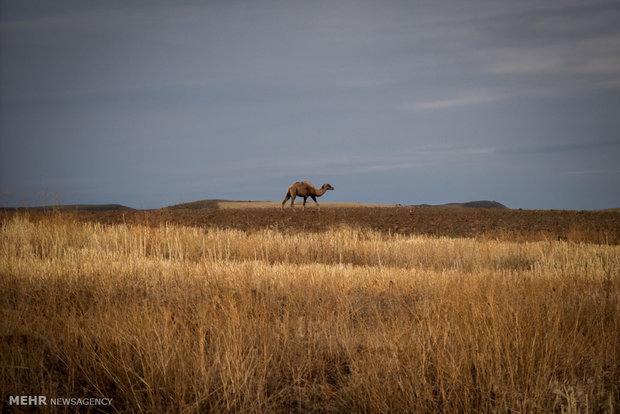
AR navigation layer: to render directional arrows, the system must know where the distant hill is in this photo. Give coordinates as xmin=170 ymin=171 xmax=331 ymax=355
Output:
xmin=1 ymin=204 xmax=135 ymax=212
xmin=416 ymin=200 xmax=508 ymax=209
xmin=165 ymin=200 xmax=226 ymax=209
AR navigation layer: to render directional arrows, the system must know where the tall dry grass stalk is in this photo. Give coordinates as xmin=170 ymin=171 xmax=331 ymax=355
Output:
xmin=1 ymin=213 xmax=619 ymax=412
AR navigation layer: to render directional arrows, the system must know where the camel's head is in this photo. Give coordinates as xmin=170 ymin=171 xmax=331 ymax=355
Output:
xmin=322 ymin=184 xmax=334 ymax=191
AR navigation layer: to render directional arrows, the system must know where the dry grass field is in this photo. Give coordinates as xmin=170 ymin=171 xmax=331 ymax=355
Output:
xmin=1 ymin=209 xmax=619 ymax=412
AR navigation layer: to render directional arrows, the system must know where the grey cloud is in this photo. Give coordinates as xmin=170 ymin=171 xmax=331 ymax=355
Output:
xmin=403 ymin=2 xmax=620 ymax=110
xmin=404 ymin=91 xmax=508 ymax=111
xmin=497 ymin=140 xmax=620 ymax=155
xmin=560 ymin=169 xmax=620 ymax=176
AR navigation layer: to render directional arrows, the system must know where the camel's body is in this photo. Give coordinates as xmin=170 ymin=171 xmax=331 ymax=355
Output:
xmin=282 ymin=181 xmax=334 ymax=209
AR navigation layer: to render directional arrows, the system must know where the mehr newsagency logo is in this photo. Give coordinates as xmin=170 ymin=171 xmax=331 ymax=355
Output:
xmin=8 ymin=395 xmax=112 ymax=407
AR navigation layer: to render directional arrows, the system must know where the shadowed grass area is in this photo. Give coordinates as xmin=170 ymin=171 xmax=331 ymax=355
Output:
xmin=1 ymin=214 xmax=618 ymax=412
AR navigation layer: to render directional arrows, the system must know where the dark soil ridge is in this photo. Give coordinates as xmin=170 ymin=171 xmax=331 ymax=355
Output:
xmin=9 ymin=206 xmax=617 ymax=245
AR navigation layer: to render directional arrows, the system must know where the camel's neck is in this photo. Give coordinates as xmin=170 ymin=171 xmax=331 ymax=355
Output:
xmin=315 ymin=187 xmax=328 ymax=196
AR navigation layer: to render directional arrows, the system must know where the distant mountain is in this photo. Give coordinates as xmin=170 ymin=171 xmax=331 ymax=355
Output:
xmin=2 ymin=204 xmax=135 ymax=212
xmin=416 ymin=200 xmax=508 ymax=209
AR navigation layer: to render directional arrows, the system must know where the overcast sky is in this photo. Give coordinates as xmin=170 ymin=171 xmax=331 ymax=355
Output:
xmin=1 ymin=0 xmax=619 ymax=209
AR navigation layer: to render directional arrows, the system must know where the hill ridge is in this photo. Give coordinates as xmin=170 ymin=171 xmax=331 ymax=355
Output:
xmin=416 ymin=200 xmax=508 ymax=209
xmin=165 ymin=199 xmax=509 ymax=210
xmin=1 ymin=204 xmax=135 ymax=212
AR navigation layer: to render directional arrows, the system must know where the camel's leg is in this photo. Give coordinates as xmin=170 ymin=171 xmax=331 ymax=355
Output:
xmin=302 ymin=197 xmax=308 ymax=209
xmin=290 ymin=194 xmax=296 ymax=208
xmin=311 ymin=195 xmax=320 ymax=210
xmin=282 ymin=191 xmax=291 ymax=208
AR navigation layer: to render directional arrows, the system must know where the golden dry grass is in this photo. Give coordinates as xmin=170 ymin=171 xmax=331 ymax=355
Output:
xmin=1 ymin=213 xmax=619 ymax=412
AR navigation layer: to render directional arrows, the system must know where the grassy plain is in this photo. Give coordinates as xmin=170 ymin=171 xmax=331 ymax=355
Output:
xmin=1 ymin=209 xmax=619 ymax=412
xmin=218 ymin=201 xmax=400 ymax=209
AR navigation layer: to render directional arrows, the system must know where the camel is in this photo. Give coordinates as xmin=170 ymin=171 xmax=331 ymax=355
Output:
xmin=282 ymin=181 xmax=334 ymax=210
